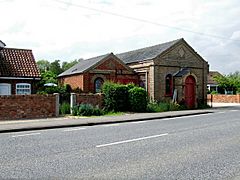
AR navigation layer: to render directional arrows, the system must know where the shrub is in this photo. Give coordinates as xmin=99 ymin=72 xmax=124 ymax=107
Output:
xmin=71 ymin=105 xmax=79 ymax=116
xmin=128 ymin=87 xmax=147 ymax=112
xmin=146 ymin=101 xmax=162 ymax=112
xmin=60 ymin=102 xmax=70 ymax=115
xmin=72 ymin=104 xmax=104 ymax=116
xmin=210 ymin=91 xmax=218 ymax=95
xmin=147 ymin=102 xmax=182 ymax=112
xmin=102 ymin=82 xmax=129 ymax=112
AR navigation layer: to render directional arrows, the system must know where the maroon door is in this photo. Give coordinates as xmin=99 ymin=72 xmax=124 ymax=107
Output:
xmin=185 ymin=75 xmax=196 ymax=108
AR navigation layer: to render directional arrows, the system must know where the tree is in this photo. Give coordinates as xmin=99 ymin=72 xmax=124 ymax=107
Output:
xmin=37 ymin=60 xmax=50 ymax=73
xmin=62 ymin=59 xmax=80 ymax=72
xmin=40 ymin=71 xmax=58 ymax=85
xmin=49 ymin=60 xmax=63 ymax=75
xmin=214 ymin=71 xmax=240 ymax=94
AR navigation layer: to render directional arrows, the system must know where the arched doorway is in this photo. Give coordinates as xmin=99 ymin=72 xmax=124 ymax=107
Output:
xmin=94 ymin=77 xmax=104 ymax=93
xmin=185 ymin=75 xmax=196 ymax=108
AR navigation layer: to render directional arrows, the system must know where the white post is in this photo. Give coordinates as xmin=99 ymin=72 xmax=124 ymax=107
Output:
xmin=70 ymin=93 xmax=76 ymax=114
xmin=54 ymin=93 xmax=59 ymax=117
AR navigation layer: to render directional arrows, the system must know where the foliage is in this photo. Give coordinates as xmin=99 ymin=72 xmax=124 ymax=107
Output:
xmin=49 ymin=60 xmax=63 ymax=75
xmin=60 ymin=102 xmax=70 ymax=115
xmin=214 ymin=71 xmax=240 ymax=94
xmin=210 ymin=91 xmax=218 ymax=95
xmin=102 ymin=81 xmax=129 ymax=112
xmin=147 ymin=101 xmax=183 ymax=112
xmin=72 ymin=104 xmax=104 ymax=116
xmin=37 ymin=60 xmax=50 ymax=73
xmin=197 ymin=102 xmax=211 ymax=109
xmin=62 ymin=59 xmax=80 ymax=72
xmin=37 ymin=84 xmax=69 ymax=94
xmin=37 ymin=59 xmax=80 ymax=75
xmin=128 ymin=87 xmax=148 ymax=112
xmin=40 ymin=71 xmax=58 ymax=85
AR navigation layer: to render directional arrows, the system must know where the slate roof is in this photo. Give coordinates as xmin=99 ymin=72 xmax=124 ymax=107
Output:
xmin=0 ymin=48 xmax=40 ymax=78
xmin=58 ymin=38 xmax=182 ymax=77
xmin=58 ymin=53 xmax=111 ymax=77
xmin=173 ymin=68 xmax=190 ymax=77
xmin=116 ymin=38 xmax=182 ymax=64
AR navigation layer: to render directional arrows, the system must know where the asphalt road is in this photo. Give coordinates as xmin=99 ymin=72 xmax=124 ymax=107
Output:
xmin=0 ymin=107 xmax=240 ymax=179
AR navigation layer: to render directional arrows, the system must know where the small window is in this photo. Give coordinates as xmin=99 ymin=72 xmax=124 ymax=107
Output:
xmin=94 ymin=78 xmax=104 ymax=93
xmin=16 ymin=83 xmax=31 ymax=95
xmin=165 ymin=74 xmax=173 ymax=96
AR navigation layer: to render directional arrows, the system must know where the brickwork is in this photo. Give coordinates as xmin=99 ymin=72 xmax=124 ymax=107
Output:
xmin=0 ymin=94 xmax=57 ymax=120
xmin=207 ymin=94 xmax=240 ymax=103
xmin=59 ymin=56 xmax=139 ymax=93
xmin=59 ymin=74 xmax=84 ymax=91
xmin=0 ymin=79 xmax=39 ymax=94
xmin=76 ymin=93 xmax=104 ymax=108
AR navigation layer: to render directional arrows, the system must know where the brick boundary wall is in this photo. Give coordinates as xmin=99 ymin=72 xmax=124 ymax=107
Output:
xmin=0 ymin=94 xmax=58 ymax=120
xmin=207 ymin=94 xmax=240 ymax=103
xmin=73 ymin=93 xmax=104 ymax=108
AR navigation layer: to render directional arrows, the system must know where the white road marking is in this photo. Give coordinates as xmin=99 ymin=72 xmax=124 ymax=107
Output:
xmin=230 ymin=110 xmax=239 ymax=112
xmin=63 ymin=127 xmax=86 ymax=132
xmin=162 ymin=113 xmax=210 ymax=121
xmin=216 ymin=112 xmax=225 ymax=114
xmin=130 ymin=121 xmax=147 ymax=124
xmin=102 ymin=124 xmax=120 ymax=127
xmin=96 ymin=133 xmax=168 ymax=148
xmin=12 ymin=133 xmax=41 ymax=138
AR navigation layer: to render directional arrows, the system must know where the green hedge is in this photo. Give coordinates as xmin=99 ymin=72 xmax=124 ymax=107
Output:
xmin=102 ymin=82 xmax=148 ymax=112
xmin=128 ymin=87 xmax=147 ymax=112
xmin=102 ymin=82 xmax=129 ymax=112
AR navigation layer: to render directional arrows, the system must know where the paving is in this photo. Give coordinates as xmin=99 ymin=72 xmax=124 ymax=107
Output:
xmin=0 ymin=102 xmax=239 ymax=133
xmin=0 ymin=109 xmax=215 ymax=133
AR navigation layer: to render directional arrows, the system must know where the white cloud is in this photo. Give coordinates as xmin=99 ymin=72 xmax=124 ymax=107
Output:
xmin=1 ymin=0 xmax=240 ymax=73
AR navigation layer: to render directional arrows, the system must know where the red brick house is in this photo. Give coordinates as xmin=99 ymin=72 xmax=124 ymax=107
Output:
xmin=58 ymin=53 xmax=138 ymax=93
xmin=59 ymin=38 xmax=209 ymax=108
xmin=0 ymin=42 xmax=41 ymax=95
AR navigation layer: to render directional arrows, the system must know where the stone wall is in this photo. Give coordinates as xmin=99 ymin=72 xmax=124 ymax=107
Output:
xmin=207 ymin=94 xmax=240 ymax=103
xmin=0 ymin=94 xmax=58 ymax=120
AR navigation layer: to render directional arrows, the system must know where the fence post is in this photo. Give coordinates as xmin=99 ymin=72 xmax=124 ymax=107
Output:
xmin=70 ymin=93 xmax=76 ymax=114
xmin=211 ymin=94 xmax=213 ymax=107
xmin=54 ymin=93 xmax=59 ymax=117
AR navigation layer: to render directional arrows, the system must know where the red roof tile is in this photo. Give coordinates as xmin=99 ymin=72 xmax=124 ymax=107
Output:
xmin=0 ymin=48 xmax=40 ymax=78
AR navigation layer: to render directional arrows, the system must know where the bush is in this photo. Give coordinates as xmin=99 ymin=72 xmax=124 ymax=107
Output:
xmin=72 ymin=104 xmax=104 ymax=116
xmin=210 ymin=91 xmax=218 ymax=95
xmin=102 ymin=82 xmax=129 ymax=112
xmin=128 ymin=87 xmax=147 ymax=112
xmin=60 ymin=102 xmax=70 ymax=115
xmin=147 ymin=102 xmax=182 ymax=112
xmin=146 ymin=101 xmax=162 ymax=112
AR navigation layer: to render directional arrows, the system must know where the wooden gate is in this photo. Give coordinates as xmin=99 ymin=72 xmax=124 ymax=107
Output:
xmin=185 ymin=75 xmax=196 ymax=108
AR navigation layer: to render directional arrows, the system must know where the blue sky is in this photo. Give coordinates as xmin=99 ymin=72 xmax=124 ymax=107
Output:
xmin=1 ymin=0 xmax=240 ymax=74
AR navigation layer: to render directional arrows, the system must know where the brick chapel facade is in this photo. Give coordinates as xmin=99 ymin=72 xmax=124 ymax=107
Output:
xmin=58 ymin=38 xmax=209 ymax=108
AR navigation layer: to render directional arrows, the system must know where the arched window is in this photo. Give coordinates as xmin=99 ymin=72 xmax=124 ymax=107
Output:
xmin=94 ymin=78 xmax=104 ymax=93
xmin=165 ymin=74 xmax=173 ymax=96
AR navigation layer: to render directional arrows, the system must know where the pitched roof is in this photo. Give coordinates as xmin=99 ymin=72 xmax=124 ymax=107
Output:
xmin=173 ymin=68 xmax=190 ymax=77
xmin=208 ymin=71 xmax=222 ymax=85
xmin=58 ymin=53 xmax=110 ymax=77
xmin=58 ymin=38 xmax=183 ymax=77
xmin=0 ymin=48 xmax=40 ymax=78
xmin=116 ymin=38 xmax=182 ymax=64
